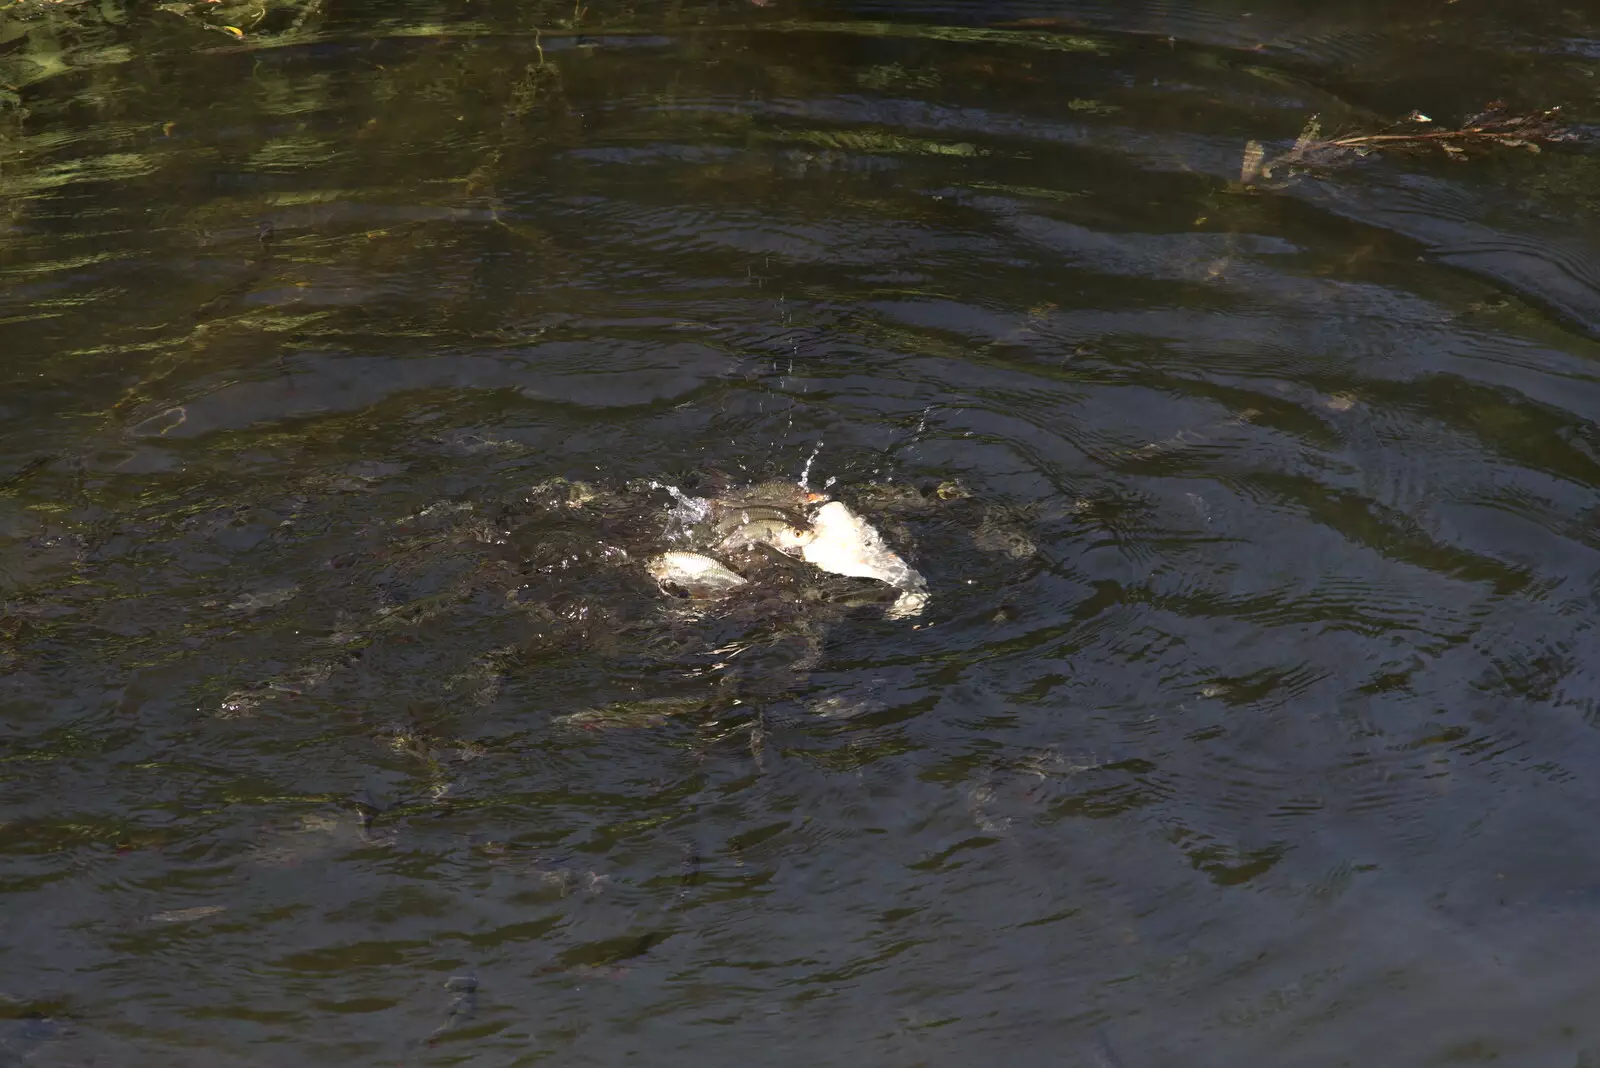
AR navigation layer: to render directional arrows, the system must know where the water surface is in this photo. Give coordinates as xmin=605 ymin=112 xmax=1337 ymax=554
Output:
xmin=5 ymin=0 xmax=1600 ymax=1064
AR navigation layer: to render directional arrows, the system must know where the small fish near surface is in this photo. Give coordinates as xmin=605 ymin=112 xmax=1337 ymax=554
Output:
xmin=714 ymin=509 xmax=813 ymax=555
xmin=647 ymin=551 xmax=747 ymax=594
xmin=706 ymin=482 xmax=825 ymax=553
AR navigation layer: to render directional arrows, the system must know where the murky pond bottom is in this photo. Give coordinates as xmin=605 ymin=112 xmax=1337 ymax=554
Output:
xmin=5 ymin=0 xmax=1600 ymax=1064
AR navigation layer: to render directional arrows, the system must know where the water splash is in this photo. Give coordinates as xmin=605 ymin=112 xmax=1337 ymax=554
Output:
xmin=649 ymin=480 xmax=711 ymax=542
xmin=798 ymin=440 xmax=824 ymax=490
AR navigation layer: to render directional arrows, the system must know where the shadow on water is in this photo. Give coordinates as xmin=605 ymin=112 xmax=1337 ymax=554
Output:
xmin=5 ymin=0 xmax=1600 ymax=1063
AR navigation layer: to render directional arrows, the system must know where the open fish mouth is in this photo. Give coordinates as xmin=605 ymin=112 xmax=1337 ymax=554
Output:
xmin=797 ymin=501 xmax=927 ymax=597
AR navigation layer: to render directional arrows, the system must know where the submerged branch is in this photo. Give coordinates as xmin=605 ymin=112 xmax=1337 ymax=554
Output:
xmin=1240 ymin=103 xmax=1575 ymax=184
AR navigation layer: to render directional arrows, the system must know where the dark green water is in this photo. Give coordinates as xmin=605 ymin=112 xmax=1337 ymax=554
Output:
xmin=5 ymin=0 xmax=1600 ymax=1064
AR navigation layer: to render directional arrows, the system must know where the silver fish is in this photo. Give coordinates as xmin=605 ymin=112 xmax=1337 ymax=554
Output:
xmin=647 ymin=551 xmax=747 ymax=592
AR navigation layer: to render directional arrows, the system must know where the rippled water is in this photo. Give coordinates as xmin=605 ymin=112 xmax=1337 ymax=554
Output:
xmin=6 ymin=0 xmax=1600 ymax=1063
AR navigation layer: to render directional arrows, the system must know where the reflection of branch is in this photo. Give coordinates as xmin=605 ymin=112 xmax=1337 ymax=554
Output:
xmin=1241 ymin=103 xmax=1574 ymax=184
